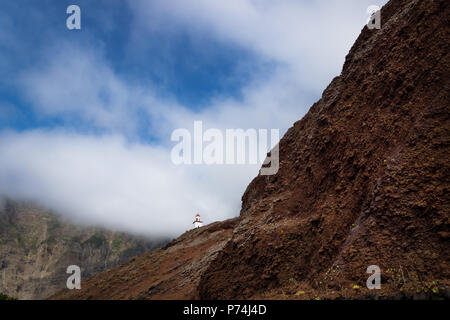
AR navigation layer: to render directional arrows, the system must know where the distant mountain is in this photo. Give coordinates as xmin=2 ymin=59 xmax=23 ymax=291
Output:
xmin=53 ymin=0 xmax=449 ymax=300
xmin=0 ymin=199 xmax=168 ymax=299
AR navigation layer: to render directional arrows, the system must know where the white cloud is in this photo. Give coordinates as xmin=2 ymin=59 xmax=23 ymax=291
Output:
xmin=19 ymin=44 xmax=311 ymax=139
xmin=20 ymin=45 xmax=142 ymax=134
xmin=0 ymin=129 xmax=258 ymax=236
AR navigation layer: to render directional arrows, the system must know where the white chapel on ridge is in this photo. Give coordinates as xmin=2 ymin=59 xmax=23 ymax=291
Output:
xmin=193 ymin=213 xmax=203 ymax=229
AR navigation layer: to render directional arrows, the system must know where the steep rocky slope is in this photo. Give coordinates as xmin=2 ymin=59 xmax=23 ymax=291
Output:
xmin=52 ymin=0 xmax=449 ymax=300
xmin=0 ymin=199 xmax=166 ymax=299
xmin=199 ymin=0 xmax=449 ymax=299
xmin=51 ymin=218 xmax=237 ymax=299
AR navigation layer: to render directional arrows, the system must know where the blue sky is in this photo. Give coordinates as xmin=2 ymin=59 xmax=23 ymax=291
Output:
xmin=0 ymin=0 xmax=273 ymax=134
xmin=0 ymin=0 xmax=387 ymax=236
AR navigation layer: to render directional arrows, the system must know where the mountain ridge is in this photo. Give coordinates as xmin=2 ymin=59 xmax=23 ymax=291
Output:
xmin=0 ymin=198 xmax=167 ymax=299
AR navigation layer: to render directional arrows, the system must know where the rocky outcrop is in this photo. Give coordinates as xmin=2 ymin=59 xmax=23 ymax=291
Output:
xmin=0 ymin=199 xmax=166 ymax=299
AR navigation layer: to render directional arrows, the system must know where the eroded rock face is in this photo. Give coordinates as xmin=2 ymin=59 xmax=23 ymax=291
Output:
xmin=198 ymin=0 xmax=449 ymax=299
xmin=0 ymin=199 xmax=166 ymax=299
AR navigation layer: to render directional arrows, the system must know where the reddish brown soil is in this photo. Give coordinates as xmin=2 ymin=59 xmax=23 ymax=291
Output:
xmin=51 ymin=0 xmax=449 ymax=300
xmin=51 ymin=219 xmax=237 ymax=299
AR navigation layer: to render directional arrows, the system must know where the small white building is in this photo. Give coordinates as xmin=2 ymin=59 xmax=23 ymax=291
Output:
xmin=193 ymin=213 xmax=203 ymax=228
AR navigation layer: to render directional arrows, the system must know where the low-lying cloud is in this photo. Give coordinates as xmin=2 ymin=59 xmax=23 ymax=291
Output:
xmin=0 ymin=129 xmax=260 ymax=236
